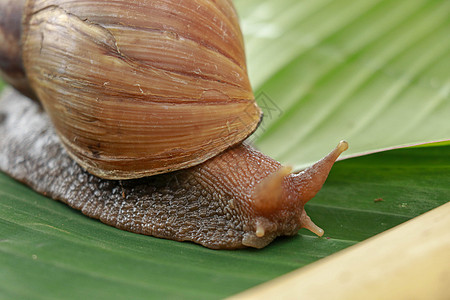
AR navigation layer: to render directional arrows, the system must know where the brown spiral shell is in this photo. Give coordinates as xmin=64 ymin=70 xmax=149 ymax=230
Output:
xmin=18 ymin=0 xmax=261 ymax=179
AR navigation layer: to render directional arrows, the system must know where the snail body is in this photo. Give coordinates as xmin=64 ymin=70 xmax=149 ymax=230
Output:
xmin=0 ymin=0 xmax=348 ymax=249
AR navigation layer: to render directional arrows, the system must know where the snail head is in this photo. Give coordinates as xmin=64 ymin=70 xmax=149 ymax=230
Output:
xmin=244 ymin=141 xmax=349 ymax=248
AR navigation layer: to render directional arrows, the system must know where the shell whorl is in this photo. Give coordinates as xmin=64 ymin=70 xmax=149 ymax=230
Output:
xmin=6 ymin=0 xmax=262 ymax=179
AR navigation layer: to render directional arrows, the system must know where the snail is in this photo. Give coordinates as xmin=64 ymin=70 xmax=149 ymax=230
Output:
xmin=0 ymin=0 xmax=348 ymax=249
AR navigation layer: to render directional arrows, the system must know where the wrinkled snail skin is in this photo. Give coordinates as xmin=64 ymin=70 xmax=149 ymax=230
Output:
xmin=0 ymin=0 xmax=349 ymax=249
xmin=0 ymin=90 xmax=348 ymax=249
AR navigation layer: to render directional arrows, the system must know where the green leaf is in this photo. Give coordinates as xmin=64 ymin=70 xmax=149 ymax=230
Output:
xmin=1 ymin=145 xmax=448 ymax=299
xmin=1 ymin=0 xmax=449 ymax=298
xmin=235 ymin=0 xmax=450 ymax=169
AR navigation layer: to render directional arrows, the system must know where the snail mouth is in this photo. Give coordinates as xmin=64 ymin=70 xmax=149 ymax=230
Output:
xmin=241 ymin=216 xmax=291 ymax=249
xmin=242 ymin=231 xmax=277 ymax=249
xmin=242 ymin=217 xmax=302 ymax=248
xmin=241 ymin=217 xmax=276 ymax=248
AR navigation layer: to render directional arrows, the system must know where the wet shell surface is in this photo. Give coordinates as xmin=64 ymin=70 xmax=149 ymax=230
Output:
xmin=21 ymin=0 xmax=261 ymax=179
